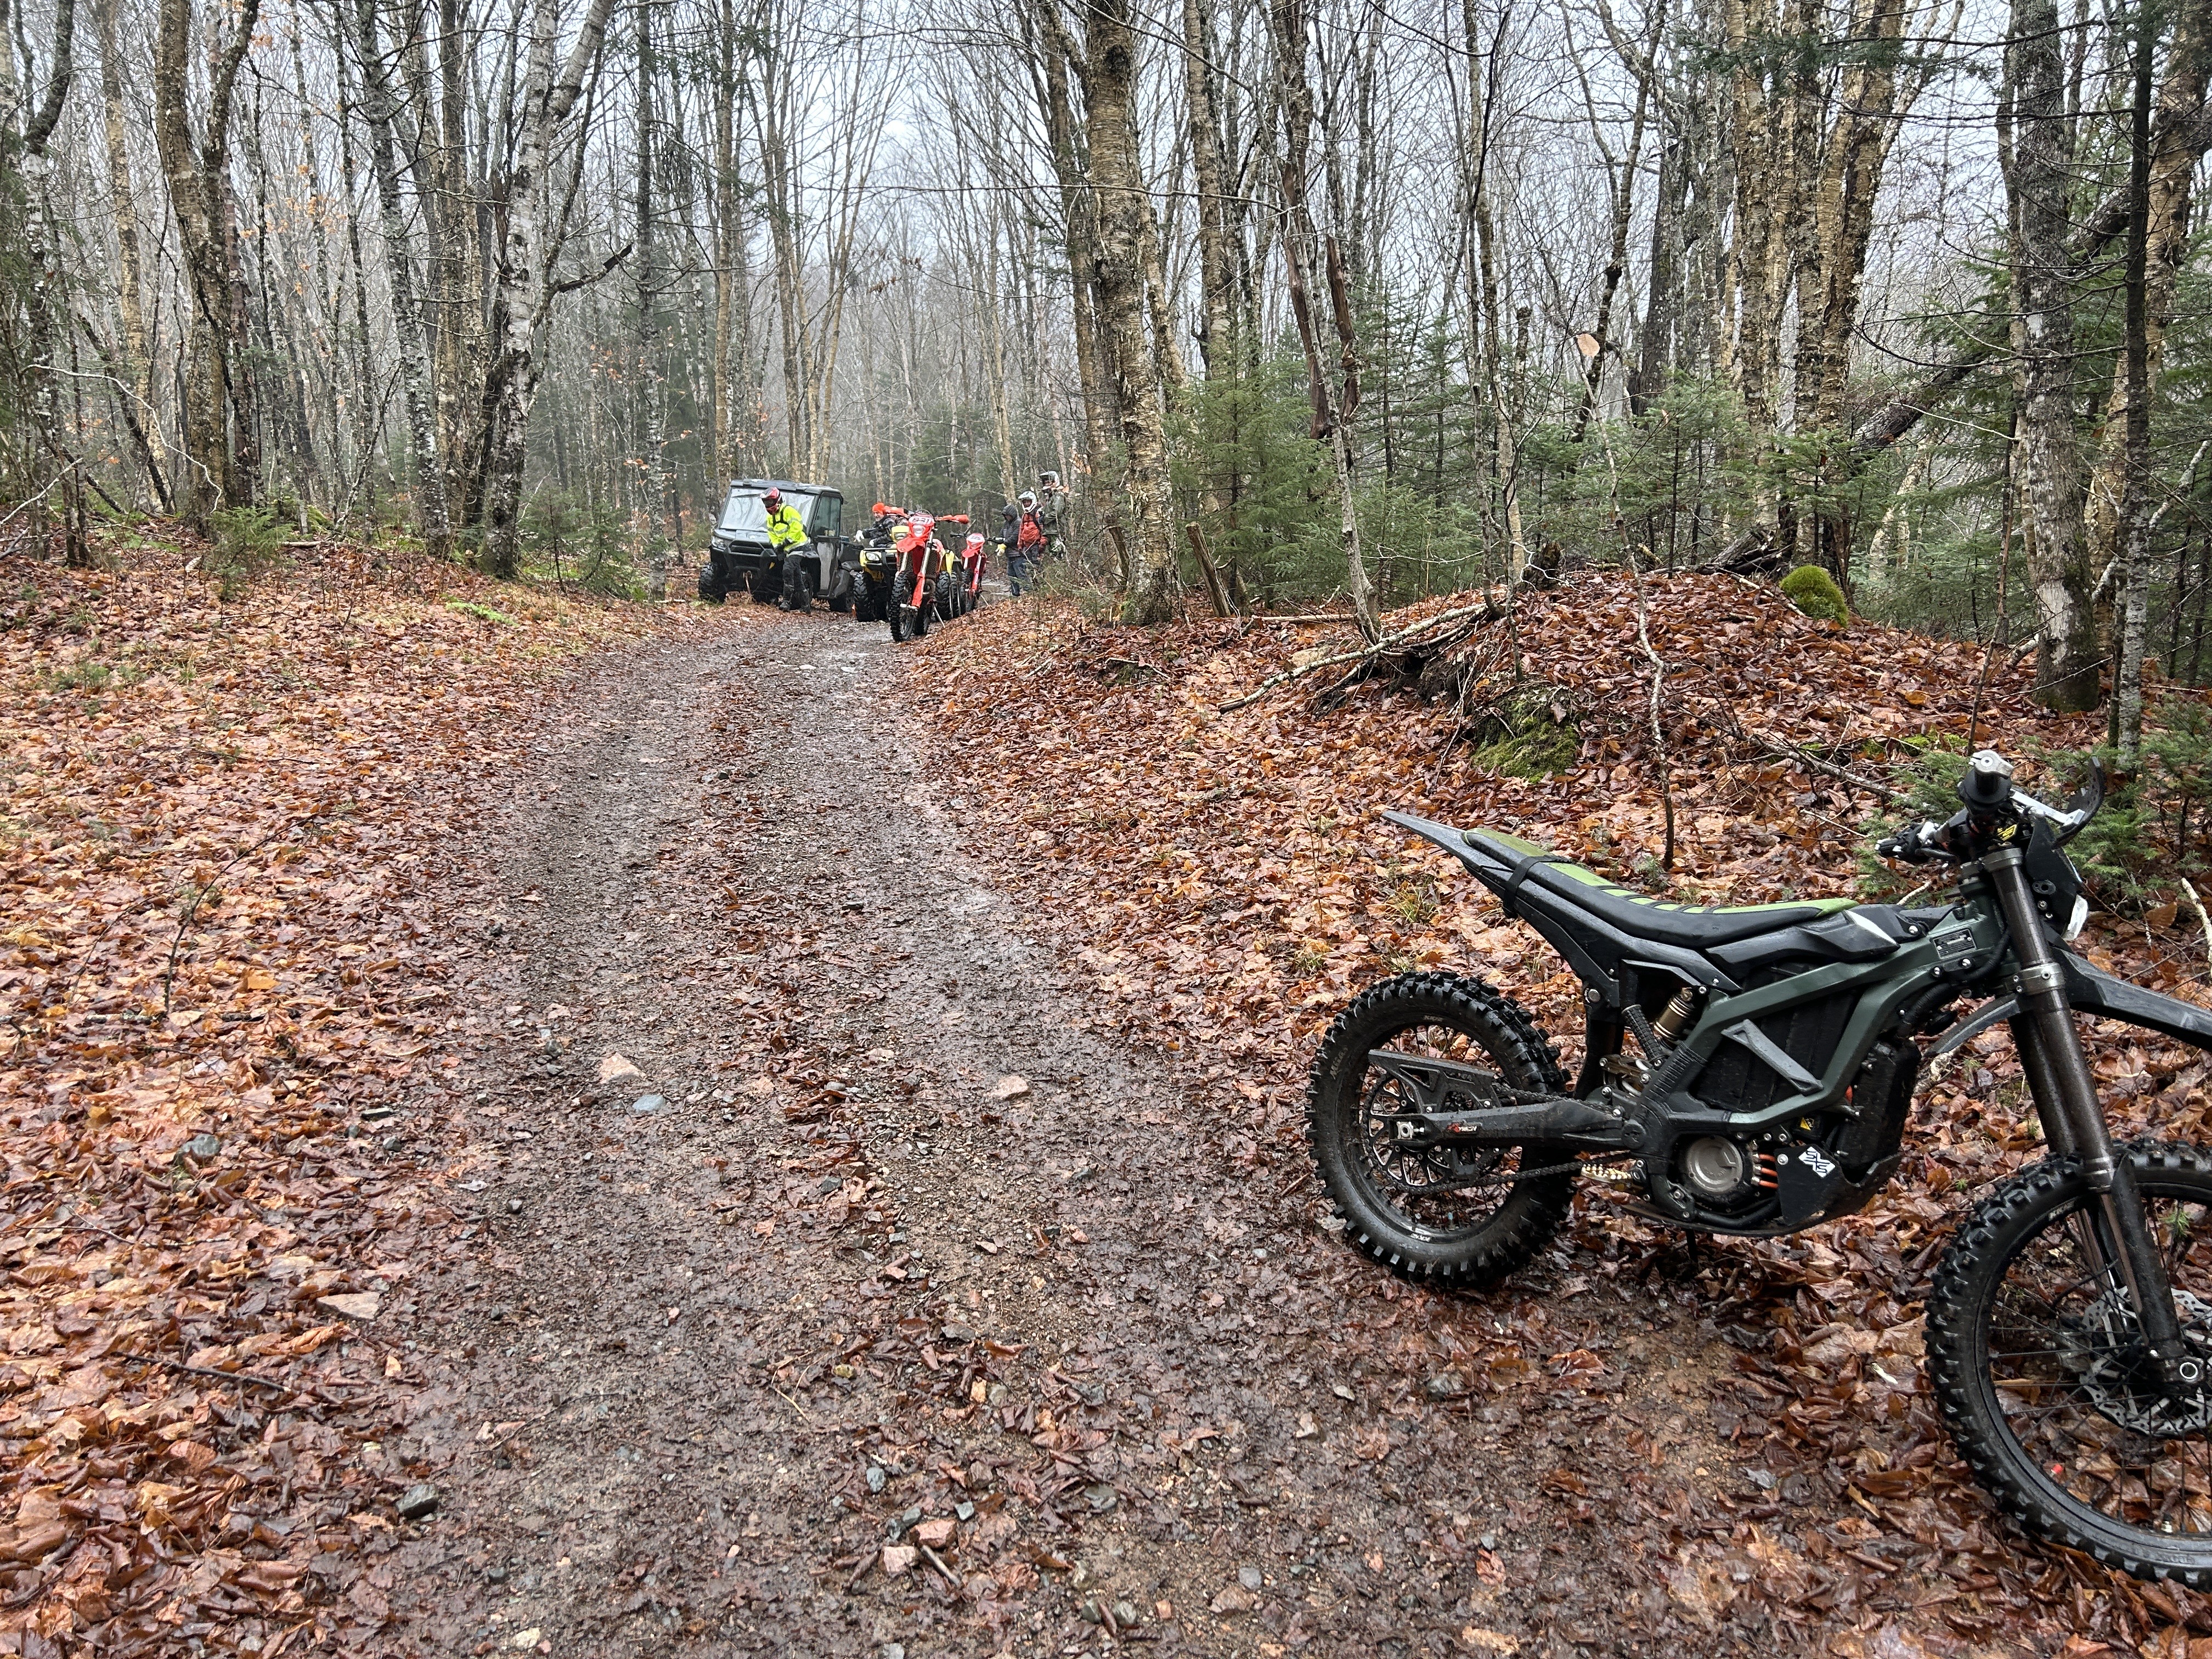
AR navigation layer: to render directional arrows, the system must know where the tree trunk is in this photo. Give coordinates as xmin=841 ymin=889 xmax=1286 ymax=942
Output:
xmin=710 ymin=0 xmax=747 ymax=482
xmin=2114 ymin=0 xmax=2157 ymax=761
xmin=1573 ymin=12 xmax=1656 ymax=443
xmin=1129 ymin=93 xmax=1189 ymax=399
xmin=479 ymin=0 xmax=619 ymax=578
xmin=92 ymin=0 xmax=165 ymax=487
xmin=634 ymin=4 xmax=672 ymax=592
xmin=2006 ymin=0 xmax=2098 ymax=710
xmin=427 ymin=0 xmax=488 ymax=529
xmin=1078 ymin=0 xmax=1177 ymax=622
xmin=1181 ymin=0 xmax=1238 ymax=379
xmin=354 ymin=0 xmax=453 ymax=560
xmin=1852 ymin=4 xmax=2212 ymax=461
xmin=332 ymin=27 xmax=381 ymax=506
xmin=1035 ymin=16 xmax=1113 ymax=490
xmin=153 ymin=0 xmax=260 ymax=529
xmin=1273 ymin=0 xmax=1378 ymax=636
xmin=759 ymin=45 xmax=809 ymax=476
xmin=2087 ymin=0 xmax=2210 ymax=592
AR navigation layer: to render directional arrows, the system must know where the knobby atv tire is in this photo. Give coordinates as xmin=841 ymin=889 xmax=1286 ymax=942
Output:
xmin=1308 ymin=972 xmax=1571 ymax=1288
xmin=1928 ymin=1142 xmax=2212 ymax=1586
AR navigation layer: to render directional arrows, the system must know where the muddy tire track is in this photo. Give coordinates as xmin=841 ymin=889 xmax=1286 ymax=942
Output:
xmin=365 ymin=609 xmax=1938 ymax=1659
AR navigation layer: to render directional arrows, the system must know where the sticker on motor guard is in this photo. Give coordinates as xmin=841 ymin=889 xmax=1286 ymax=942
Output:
xmin=1786 ymin=1146 xmax=1837 ymax=1179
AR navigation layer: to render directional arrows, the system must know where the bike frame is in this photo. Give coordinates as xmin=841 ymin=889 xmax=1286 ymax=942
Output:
xmin=896 ymin=515 xmax=941 ymax=611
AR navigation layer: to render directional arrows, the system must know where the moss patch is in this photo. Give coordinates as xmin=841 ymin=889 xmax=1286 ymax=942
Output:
xmin=1780 ymin=565 xmax=1848 ymax=625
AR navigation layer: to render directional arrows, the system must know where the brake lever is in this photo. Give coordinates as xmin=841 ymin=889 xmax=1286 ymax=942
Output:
xmin=2011 ymin=790 xmax=2089 ymax=832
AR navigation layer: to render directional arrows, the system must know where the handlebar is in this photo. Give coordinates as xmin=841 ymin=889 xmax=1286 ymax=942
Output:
xmin=1875 ymin=748 xmax=2105 ymax=867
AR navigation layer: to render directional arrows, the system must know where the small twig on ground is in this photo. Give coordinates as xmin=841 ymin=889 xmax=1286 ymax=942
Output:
xmin=919 ymin=1543 xmax=963 ymax=1589
xmin=1623 ymin=543 xmax=1677 ymax=871
xmin=842 ymin=1553 xmax=876 ymax=1594
xmin=119 ymin=1351 xmax=323 ymax=1399
xmin=164 ymin=836 xmax=275 ymax=1017
xmin=2182 ymin=878 xmax=2212 ymax=972
xmin=1218 ymin=596 xmax=1502 ymax=712
xmin=1740 ymin=727 xmax=1910 ymax=803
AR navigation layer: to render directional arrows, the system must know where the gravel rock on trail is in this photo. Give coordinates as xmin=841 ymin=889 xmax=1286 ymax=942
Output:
xmin=368 ymin=611 xmax=1963 ymax=1657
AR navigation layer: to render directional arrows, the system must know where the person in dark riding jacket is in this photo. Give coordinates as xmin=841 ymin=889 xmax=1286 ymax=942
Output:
xmin=1004 ymin=490 xmax=1045 ymax=597
xmin=1035 ymin=471 xmax=1068 ymax=552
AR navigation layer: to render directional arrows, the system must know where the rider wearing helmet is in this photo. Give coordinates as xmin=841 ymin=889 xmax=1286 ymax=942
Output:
xmin=1035 ymin=471 xmax=1068 ymax=554
xmin=1005 ymin=489 xmax=1044 ymax=597
xmin=763 ymin=488 xmax=811 ymax=610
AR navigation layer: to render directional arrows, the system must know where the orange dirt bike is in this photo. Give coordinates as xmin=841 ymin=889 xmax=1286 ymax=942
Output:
xmin=888 ymin=512 xmax=949 ymax=644
xmin=953 ymin=533 xmax=986 ymax=616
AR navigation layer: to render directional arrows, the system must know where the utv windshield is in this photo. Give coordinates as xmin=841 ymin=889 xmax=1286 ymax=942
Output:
xmin=718 ymin=487 xmax=817 ymax=539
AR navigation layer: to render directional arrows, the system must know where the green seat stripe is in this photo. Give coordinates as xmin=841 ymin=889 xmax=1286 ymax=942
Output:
xmin=1466 ymin=830 xmax=1852 ymax=919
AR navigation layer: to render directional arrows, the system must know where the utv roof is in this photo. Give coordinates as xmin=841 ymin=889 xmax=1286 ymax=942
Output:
xmin=730 ymin=477 xmax=841 ymax=498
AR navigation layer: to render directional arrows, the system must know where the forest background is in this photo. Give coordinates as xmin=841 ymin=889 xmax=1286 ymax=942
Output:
xmin=3 ymin=0 xmax=2212 ymax=748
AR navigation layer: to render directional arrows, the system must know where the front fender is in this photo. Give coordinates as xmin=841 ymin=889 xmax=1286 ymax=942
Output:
xmin=1933 ymin=961 xmax=2212 ymax=1058
xmin=2062 ymin=955 xmax=2212 ymax=1050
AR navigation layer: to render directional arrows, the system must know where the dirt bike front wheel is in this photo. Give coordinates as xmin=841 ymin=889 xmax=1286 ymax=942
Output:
xmin=1307 ymin=972 xmax=1572 ymax=1288
xmin=1929 ymin=1142 xmax=2212 ymax=1586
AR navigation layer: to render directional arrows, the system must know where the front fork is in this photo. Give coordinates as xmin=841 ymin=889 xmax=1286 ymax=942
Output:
xmin=1986 ymin=848 xmax=2199 ymax=1385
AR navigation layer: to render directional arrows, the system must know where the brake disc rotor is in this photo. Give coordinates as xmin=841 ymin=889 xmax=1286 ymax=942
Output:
xmin=2064 ymin=1287 xmax=2212 ymax=1438
xmin=1358 ymin=1075 xmax=1504 ymax=1195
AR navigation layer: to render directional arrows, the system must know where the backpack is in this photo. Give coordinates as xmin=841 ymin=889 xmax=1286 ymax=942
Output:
xmin=1017 ymin=512 xmax=1045 ymax=549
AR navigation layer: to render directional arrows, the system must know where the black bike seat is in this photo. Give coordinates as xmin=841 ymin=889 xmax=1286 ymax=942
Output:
xmin=1466 ymin=831 xmax=1854 ymax=949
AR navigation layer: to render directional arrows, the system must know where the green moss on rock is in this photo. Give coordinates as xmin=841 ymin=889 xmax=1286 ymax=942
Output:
xmin=1779 ymin=565 xmax=1848 ymax=625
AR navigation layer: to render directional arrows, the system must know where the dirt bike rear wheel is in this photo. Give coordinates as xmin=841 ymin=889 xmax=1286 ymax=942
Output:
xmin=1308 ymin=972 xmax=1572 ymax=1288
xmin=1928 ymin=1142 xmax=2212 ymax=1587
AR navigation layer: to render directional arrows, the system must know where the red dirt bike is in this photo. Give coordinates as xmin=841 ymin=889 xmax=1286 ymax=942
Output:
xmin=888 ymin=512 xmax=946 ymax=643
xmin=955 ymin=533 xmax=986 ymax=616
xmin=932 ymin=515 xmax=971 ymax=624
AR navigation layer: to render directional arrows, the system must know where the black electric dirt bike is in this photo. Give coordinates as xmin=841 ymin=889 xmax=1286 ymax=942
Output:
xmin=1310 ymin=749 xmax=2212 ymax=1584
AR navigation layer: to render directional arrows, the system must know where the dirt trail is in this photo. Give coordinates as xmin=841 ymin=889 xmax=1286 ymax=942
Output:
xmin=366 ymin=610 xmax=1959 ymax=1658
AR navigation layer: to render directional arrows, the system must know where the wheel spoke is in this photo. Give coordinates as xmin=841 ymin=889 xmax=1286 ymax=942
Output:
xmin=1963 ymin=1158 xmax=2212 ymax=1558
xmin=1351 ymin=1019 xmax=1529 ymax=1238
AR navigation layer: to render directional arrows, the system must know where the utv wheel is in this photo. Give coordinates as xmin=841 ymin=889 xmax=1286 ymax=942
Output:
xmin=828 ymin=572 xmax=853 ymax=613
xmin=1308 ymin=972 xmax=1572 ymax=1288
xmin=697 ymin=566 xmax=724 ymax=604
xmin=1928 ymin=1142 xmax=2212 ymax=1586
xmin=747 ymin=571 xmax=774 ymax=604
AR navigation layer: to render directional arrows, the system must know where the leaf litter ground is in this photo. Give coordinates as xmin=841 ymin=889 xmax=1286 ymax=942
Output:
xmin=0 ymin=541 xmax=661 ymax=1652
xmin=907 ymin=574 xmax=2212 ymax=1657
xmin=11 ymin=552 xmax=2212 ymax=1657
